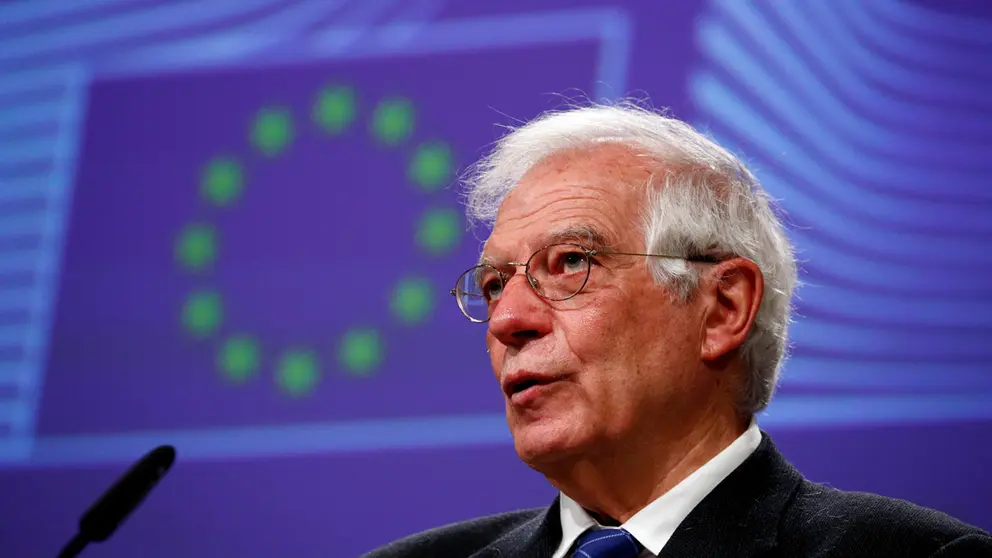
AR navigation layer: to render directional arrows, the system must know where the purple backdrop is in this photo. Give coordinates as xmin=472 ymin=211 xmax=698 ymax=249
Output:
xmin=0 ymin=1 xmax=990 ymax=557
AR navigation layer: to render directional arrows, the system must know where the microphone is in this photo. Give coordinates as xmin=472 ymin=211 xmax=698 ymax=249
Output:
xmin=57 ymin=445 xmax=177 ymax=558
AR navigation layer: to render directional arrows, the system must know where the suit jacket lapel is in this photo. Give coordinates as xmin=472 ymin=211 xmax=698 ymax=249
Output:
xmin=473 ymin=495 xmax=562 ymax=558
xmin=660 ymin=431 xmax=802 ymax=558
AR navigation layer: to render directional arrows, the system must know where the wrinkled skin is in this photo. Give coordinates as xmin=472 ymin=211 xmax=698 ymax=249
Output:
xmin=482 ymin=144 xmax=763 ymax=522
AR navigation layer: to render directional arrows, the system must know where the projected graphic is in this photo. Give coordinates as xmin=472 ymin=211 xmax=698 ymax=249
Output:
xmin=0 ymin=1 xmax=988 ymax=474
xmin=172 ymin=85 xmax=460 ymax=398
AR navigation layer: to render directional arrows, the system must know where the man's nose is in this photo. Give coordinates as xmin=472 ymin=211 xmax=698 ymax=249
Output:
xmin=487 ymin=274 xmax=553 ymax=349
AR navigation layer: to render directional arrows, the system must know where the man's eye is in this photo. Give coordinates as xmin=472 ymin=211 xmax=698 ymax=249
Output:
xmin=483 ymin=279 xmax=503 ymax=301
xmin=551 ymin=250 xmax=589 ymax=275
xmin=564 ymin=252 xmax=586 ymax=269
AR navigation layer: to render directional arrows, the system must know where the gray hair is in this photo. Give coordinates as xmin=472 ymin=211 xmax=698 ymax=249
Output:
xmin=460 ymin=101 xmax=798 ymax=415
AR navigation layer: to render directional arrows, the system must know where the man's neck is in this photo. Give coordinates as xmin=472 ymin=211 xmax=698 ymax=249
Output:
xmin=544 ymin=410 xmax=750 ymax=524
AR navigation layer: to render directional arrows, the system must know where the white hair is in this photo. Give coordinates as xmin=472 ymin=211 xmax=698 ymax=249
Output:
xmin=460 ymin=101 xmax=798 ymax=414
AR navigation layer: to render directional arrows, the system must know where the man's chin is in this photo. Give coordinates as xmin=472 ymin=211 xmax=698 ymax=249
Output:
xmin=511 ymin=422 xmax=588 ymax=471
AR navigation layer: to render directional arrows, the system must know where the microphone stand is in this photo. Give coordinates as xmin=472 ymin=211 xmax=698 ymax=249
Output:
xmin=57 ymin=533 xmax=89 ymax=558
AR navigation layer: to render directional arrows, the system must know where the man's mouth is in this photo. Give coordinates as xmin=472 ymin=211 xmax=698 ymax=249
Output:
xmin=510 ymin=378 xmax=544 ymax=394
xmin=502 ymin=371 xmax=563 ymax=404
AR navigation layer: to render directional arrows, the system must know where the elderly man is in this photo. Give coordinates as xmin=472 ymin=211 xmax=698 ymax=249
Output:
xmin=364 ymin=103 xmax=992 ymax=557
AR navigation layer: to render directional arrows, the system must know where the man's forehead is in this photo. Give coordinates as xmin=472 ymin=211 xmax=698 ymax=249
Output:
xmin=504 ymin=144 xmax=651 ymax=203
xmin=478 ymin=145 xmax=650 ymax=263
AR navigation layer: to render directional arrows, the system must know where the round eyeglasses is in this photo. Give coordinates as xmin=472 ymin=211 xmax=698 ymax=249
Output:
xmin=449 ymin=243 xmax=720 ymax=323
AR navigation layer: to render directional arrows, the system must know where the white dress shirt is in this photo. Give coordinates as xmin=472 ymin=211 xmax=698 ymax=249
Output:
xmin=551 ymin=419 xmax=762 ymax=558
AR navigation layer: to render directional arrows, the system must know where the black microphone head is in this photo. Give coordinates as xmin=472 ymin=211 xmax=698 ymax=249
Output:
xmin=78 ymin=445 xmax=176 ymax=542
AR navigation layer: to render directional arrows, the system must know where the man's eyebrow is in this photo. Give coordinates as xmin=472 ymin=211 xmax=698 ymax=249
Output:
xmin=479 ymin=225 xmax=613 ymax=266
xmin=544 ymin=226 xmax=612 ymax=250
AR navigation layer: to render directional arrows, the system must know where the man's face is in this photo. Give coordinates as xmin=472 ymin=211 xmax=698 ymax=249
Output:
xmin=483 ymin=145 xmax=708 ymax=470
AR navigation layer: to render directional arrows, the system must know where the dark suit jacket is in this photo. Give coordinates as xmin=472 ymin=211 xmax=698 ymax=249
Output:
xmin=362 ymin=432 xmax=992 ymax=557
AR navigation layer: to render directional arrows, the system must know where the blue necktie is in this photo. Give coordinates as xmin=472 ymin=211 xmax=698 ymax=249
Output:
xmin=573 ymin=528 xmax=643 ymax=558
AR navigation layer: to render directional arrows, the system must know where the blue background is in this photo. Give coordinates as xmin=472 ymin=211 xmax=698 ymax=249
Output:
xmin=0 ymin=1 xmax=990 ymax=556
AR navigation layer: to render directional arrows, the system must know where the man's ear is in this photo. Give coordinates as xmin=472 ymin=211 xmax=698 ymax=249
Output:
xmin=699 ymin=258 xmax=764 ymax=361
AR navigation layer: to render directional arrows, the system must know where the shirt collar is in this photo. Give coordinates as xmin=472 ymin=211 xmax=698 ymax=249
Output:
xmin=551 ymin=419 xmax=762 ymax=558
